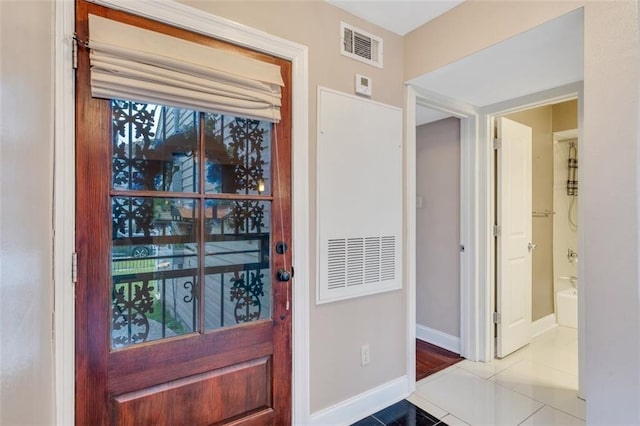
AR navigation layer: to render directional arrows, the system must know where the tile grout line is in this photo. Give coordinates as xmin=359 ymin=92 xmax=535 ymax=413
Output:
xmin=483 ymin=354 xmax=583 ymax=420
xmin=491 ymin=356 xmax=583 ymax=419
xmin=409 ymin=393 xmax=451 ymax=420
xmin=519 ymin=357 xmax=580 ymax=378
xmin=496 ymin=382 xmax=585 ymax=421
xmin=517 ymin=404 xmax=546 ymax=425
xmin=412 ymin=327 xmax=580 ymax=426
xmin=369 ymin=414 xmax=386 ymax=425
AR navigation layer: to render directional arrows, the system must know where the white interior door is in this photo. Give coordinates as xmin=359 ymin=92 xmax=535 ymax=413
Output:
xmin=496 ymin=117 xmax=533 ymax=358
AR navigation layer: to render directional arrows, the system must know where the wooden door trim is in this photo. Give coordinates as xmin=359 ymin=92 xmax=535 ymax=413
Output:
xmin=56 ymin=0 xmax=309 ymax=423
xmin=75 ymin=2 xmax=296 ymax=424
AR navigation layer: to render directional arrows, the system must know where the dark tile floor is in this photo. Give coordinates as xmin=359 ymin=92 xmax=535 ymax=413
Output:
xmin=352 ymin=399 xmax=447 ymax=426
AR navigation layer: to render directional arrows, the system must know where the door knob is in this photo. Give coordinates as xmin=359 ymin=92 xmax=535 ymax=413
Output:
xmin=528 ymin=242 xmax=537 ymax=252
xmin=277 ymin=269 xmax=291 ymax=282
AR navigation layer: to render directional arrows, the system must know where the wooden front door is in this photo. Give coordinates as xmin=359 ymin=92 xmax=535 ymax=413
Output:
xmin=75 ymin=2 xmax=292 ymax=424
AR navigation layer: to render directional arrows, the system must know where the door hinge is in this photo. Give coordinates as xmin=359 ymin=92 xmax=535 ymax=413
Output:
xmin=71 ymin=252 xmax=78 ymax=284
xmin=493 ymin=224 xmax=501 ymax=237
xmin=493 ymin=312 xmax=501 ymax=324
xmin=72 ymin=37 xmax=78 ymax=69
xmin=493 ymin=138 xmax=502 ymax=150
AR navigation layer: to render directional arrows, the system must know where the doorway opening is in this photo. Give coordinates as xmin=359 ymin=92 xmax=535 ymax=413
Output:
xmin=405 ymin=8 xmax=585 ymax=420
xmin=414 ymin=107 xmax=464 ymax=379
xmin=494 ymin=99 xmax=579 ymax=349
xmin=407 ymin=84 xmax=585 ymax=423
xmin=405 ymin=87 xmax=480 ymax=394
xmin=491 ymin=95 xmax=581 ymax=374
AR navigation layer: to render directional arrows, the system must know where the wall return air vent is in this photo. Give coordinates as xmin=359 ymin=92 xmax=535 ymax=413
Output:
xmin=341 ymin=22 xmax=383 ymax=68
xmin=317 ymin=88 xmax=402 ymax=304
xmin=327 ymin=237 xmax=396 ymax=290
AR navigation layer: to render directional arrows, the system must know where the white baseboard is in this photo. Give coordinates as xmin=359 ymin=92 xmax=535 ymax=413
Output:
xmin=309 ymin=376 xmax=409 ymax=425
xmin=532 ymin=313 xmax=558 ymax=338
xmin=416 ymin=324 xmax=461 ymax=354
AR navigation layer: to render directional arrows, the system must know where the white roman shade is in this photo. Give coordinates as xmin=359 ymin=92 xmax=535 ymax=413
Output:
xmin=88 ymin=14 xmax=284 ymax=122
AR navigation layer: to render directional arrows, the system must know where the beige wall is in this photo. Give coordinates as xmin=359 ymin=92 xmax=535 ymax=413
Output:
xmin=404 ymin=1 xmax=582 ymax=81
xmin=0 ymin=0 xmax=55 ymax=424
xmin=552 ymin=99 xmax=578 ymax=133
xmin=406 ymin=2 xmax=640 ymax=422
xmin=552 ymin=100 xmax=579 ymax=295
xmin=3 ymin=1 xmax=638 ymax=424
xmin=415 ymin=117 xmax=460 ymax=337
xmin=553 ymin=142 xmax=579 ymax=296
xmin=505 ymin=106 xmax=554 ymax=322
xmin=179 ymin=0 xmax=406 ymax=413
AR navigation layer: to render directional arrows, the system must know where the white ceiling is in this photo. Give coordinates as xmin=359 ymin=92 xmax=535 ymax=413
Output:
xmin=326 ymin=0 xmax=465 ymax=36
xmin=408 ymin=9 xmax=584 ymax=107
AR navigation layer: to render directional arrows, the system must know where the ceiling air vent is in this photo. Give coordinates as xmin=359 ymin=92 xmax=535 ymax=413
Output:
xmin=341 ymin=22 xmax=383 ymax=68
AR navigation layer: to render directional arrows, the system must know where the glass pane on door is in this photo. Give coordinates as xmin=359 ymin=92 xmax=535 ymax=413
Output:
xmin=204 ymin=114 xmax=272 ymax=196
xmin=112 ymin=100 xmax=200 ymax=193
xmin=204 ymin=199 xmax=272 ymax=330
xmin=108 ymin=100 xmax=277 ymax=346
xmin=111 ymin=196 xmax=199 ymax=349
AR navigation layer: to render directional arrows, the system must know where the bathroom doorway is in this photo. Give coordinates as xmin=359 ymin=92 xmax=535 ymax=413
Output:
xmin=493 ymin=98 xmax=579 ymax=370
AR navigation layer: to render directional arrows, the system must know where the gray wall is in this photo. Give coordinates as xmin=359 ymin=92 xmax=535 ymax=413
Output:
xmin=0 ymin=0 xmax=55 ymax=424
xmin=415 ymin=117 xmax=460 ymax=338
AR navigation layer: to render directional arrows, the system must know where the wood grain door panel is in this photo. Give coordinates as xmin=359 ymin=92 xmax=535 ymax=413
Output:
xmin=108 ymin=321 xmax=273 ymax=394
xmin=112 ymin=357 xmax=271 ymax=425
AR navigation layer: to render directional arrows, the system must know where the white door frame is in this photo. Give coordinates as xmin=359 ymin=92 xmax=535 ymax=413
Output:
xmin=53 ymin=0 xmax=310 ymax=424
xmin=405 ymin=84 xmax=486 ymax=384
xmin=480 ymin=81 xmax=584 ymax=396
xmin=406 ymin=81 xmax=584 ymax=388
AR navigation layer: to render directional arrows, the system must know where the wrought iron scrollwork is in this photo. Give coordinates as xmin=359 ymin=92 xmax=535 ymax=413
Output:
xmin=112 ymin=197 xmax=155 ymax=239
xmin=227 ymin=118 xmax=267 ymax=193
xmin=110 ymin=105 xmax=273 ymax=344
xmin=230 ymin=270 xmax=265 ymax=323
xmin=111 ymin=281 xmax=155 ymax=348
xmin=228 ymin=200 xmax=266 ymax=234
xmin=112 ymin=100 xmax=159 ymax=190
xmin=225 ymin=117 xmax=269 ymax=234
xmin=183 ymin=281 xmax=195 ymax=303
xmin=112 ymin=100 xmax=197 ymax=192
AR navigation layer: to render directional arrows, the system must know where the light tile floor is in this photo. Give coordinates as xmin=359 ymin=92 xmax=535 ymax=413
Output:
xmin=409 ymin=325 xmax=585 ymax=426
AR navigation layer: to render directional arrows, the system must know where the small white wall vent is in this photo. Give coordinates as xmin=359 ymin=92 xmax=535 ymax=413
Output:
xmin=317 ymin=88 xmax=402 ymax=304
xmin=341 ymin=22 xmax=383 ymax=68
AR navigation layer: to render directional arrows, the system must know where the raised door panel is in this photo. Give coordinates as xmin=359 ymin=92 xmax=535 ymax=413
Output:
xmin=112 ymin=357 xmax=271 ymax=425
xmin=496 ymin=117 xmax=533 ymax=358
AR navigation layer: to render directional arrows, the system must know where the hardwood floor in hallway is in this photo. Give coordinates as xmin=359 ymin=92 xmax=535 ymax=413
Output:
xmin=416 ymin=340 xmax=464 ymax=381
